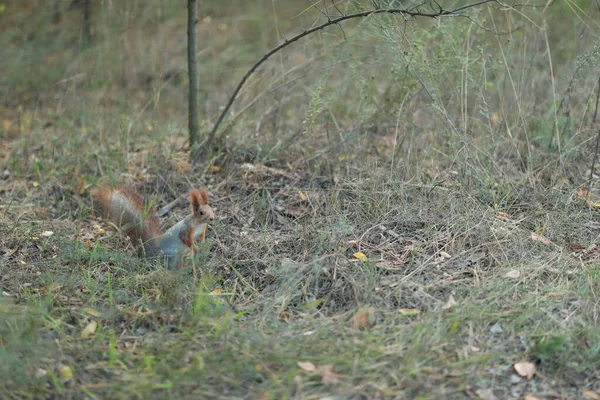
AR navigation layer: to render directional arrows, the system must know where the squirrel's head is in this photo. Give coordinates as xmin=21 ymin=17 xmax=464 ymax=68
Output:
xmin=190 ymin=187 xmax=215 ymax=223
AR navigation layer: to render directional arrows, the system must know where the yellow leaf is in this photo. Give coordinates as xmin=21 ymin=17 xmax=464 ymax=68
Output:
xmin=0 ymin=5 xmax=5 ymax=14
xmin=491 ymin=112 xmax=500 ymax=124
xmin=58 ymin=365 xmax=73 ymax=381
xmin=399 ymin=308 xmax=421 ymax=316
xmin=41 ymin=231 xmax=54 ymax=237
xmin=337 ymin=156 xmax=347 ymax=161
xmin=298 ymin=191 xmax=308 ymax=201
xmin=84 ymin=307 xmax=101 ymax=317
xmin=145 ymin=122 xmax=153 ymax=131
xmin=32 ymin=181 xmax=40 ymax=188
xmin=81 ymin=320 xmax=97 ymax=339
xmin=514 ymin=361 xmax=536 ymax=380
xmin=353 ymin=252 xmax=368 ymax=261
xmin=20 ymin=260 xmax=26 ymax=265
xmin=297 ymin=361 xmax=316 ymax=372
xmin=210 ymin=288 xmax=222 ymax=295
xmin=211 ymin=165 xmax=222 ymax=172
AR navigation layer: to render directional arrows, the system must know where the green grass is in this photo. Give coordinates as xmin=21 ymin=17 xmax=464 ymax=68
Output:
xmin=1 ymin=0 xmax=600 ymax=399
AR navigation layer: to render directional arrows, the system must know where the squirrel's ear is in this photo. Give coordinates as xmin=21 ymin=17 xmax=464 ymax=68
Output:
xmin=199 ymin=187 xmax=209 ymax=205
xmin=190 ymin=189 xmax=202 ymax=213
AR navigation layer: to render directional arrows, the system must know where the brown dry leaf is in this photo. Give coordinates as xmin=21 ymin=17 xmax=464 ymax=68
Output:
xmin=81 ymin=320 xmax=97 ymax=339
xmin=297 ymin=361 xmax=316 ymax=373
xmin=523 ymin=395 xmax=540 ymax=400
xmin=210 ymin=288 xmax=222 ymax=295
xmin=350 ymin=306 xmax=376 ymax=330
xmin=514 ymin=361 xmax=536 ymax=380
xmin=257 ymin=391 xmax=271 ymax=400
xmin=495 ymin=212 xmax=510 ymax=221
xmin=317 ymin=364 xmax=339 ymax=385
xmin=568 ymin=243 xmax=586 ymax=251
xmin=504 ymin=269 xmax=521 ymax=279
xmin=442 ymin=294 xmax=457 ymax=310
xmin=582 ymin=390 xmax=600 ymax=400
xmin=530 ymin=232 xmax=550 ymax=246
xmin=577 ymin=186 xmax=589 ymax=197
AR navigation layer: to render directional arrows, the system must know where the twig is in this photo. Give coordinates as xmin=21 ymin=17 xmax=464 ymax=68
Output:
xmin=588 ymin=76 xmax=600 ymax=188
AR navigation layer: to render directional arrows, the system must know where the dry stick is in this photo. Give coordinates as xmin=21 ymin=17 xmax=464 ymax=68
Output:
xmin=193 ymin=0 xmax=499 ymax=162
xmin=588 ymin=76 xmax=600 ymax=189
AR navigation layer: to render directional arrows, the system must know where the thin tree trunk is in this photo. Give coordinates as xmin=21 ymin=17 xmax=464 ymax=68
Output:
xmin=187 ymin=0 xmax=199 ymax=152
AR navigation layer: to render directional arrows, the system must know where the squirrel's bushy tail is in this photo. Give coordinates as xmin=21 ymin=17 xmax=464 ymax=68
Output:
xmin=91 ymin=186 xmax=163 ymax=257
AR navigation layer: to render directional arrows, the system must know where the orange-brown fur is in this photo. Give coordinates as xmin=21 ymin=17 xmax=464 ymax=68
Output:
xmin=92 ymin=185 xmax=214 ymax=266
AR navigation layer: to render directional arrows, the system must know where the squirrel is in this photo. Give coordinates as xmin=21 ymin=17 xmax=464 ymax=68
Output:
xmin=91 ymin=185 xmax=215 ymax=268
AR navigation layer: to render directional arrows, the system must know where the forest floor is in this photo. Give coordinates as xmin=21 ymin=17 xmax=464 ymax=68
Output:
xmin=1 ymin=1 xmax=600 ymax=399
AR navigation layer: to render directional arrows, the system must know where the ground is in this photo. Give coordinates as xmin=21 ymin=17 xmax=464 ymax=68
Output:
xmin=1 ymin=1 xmax=600 ymax=399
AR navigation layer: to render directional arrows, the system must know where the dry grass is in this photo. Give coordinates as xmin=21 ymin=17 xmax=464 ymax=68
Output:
xmin=1 ymin=0 xmax=600 ymax=399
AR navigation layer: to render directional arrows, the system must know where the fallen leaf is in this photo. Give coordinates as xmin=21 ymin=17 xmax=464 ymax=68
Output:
xmin=491 ymin=112 xmax=500 ymax=124
xmin=353 ymin=252 xmax=368 ymax=261
xmin=531 ymin=232 xmax=550 ymax=246
xmin=298 ymin=191 xmax=308 ymax=201
xmin=442 ymin=294 xmax=457 ymax=310
xmin=58 ymin=364 xmax=73 ymax=381
xmin=475 ymin=388 xmax=498 ymax=400
xmin=84 ymin=307 xmax=100 ymax=317
xmin=495 ymin=211 xmax=510 ymax=220
xmin=586 ymin=200 xmax=600 ymax=209
xmin=318 ymin=364 xmax=339 ymax=385
xmin=297 ymin=361 xmax=316 ymax=373
xmin=439 ymin=251 xmax=452 ymax=259
xmin=210 ymin=288 xmax=222 ymax=295
xmin=577 ymin=186 xmax=589 ymax=197
xmin=35 ymin=368 xmax=48 ymax=379
xmin=582 ymin=390 xmax=600 ymax=400
xmin=514 ymin=361 xmax=536 ymax=380
xmin=489 ymin=322 xmax=503 ymax=334
xmin=568 ymin=243 xmax=585 ymax=251
xmin=211 ymin=166 xmax=222 ymax=172
xmin=32 ymin=181 xmax=40 ymax=188
xmin=41 ymin=231 xmax=54 ymax=237
xmin=504 ymin=269 xmax=521 ymax=279
xmin=81 ymin=320 xmax=97 ymax=338
xmin=523 ymin=395 xmax=540 ymax=400
xmin=350 ymin=306 xmax=376 ymax=329
xmin=398 ymin=308 xmax=421 ymax=316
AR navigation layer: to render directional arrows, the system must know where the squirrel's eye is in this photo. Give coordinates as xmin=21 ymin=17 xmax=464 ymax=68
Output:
xmin=199 ymin=211 xmax=204 ymax=215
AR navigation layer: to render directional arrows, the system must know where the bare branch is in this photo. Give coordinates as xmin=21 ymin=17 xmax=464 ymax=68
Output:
xmin=194 ymin=0 xmax=499 ymax=162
